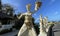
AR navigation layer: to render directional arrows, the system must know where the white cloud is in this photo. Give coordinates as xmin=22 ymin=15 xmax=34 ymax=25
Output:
xmin=54 ymin=11 xmax=58 ymax=15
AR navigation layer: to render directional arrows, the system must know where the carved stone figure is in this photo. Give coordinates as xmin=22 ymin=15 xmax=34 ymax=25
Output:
xmin=38 ymin=15 xmax=47 ymax=36
xmin=18 ymin=2 xmax=42 ymax=36
xmin=18 ymin=12 xmax=37 ymax=36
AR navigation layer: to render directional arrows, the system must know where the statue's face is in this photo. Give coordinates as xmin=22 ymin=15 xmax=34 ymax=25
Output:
xmin=26 ymin=4 xmax=31 ymax=11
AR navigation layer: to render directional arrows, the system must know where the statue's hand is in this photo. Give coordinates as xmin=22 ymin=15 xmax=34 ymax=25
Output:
xmin=35 ymin=2 xmax=42 ymax=11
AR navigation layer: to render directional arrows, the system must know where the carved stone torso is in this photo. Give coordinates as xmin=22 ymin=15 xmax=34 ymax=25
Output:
xmin=18 ymin=12 xmax=37 ymax=36
xmin=24 ymin=12 xmax=33 ymax=29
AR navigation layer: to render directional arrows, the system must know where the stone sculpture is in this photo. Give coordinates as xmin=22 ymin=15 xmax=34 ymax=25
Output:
xmin=38 ymin=15 xmax=48 ymax=36
xmin=18 ymin=1 xmax=42 ymax=36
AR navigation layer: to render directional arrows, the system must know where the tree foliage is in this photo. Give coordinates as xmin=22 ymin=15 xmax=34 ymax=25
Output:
xmin=2 ymin=4 xmax=14 ymax=16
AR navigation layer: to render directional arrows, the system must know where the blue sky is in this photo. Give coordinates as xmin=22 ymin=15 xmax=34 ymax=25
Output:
xmin=2 ymin=0 xmax=60 ymax=23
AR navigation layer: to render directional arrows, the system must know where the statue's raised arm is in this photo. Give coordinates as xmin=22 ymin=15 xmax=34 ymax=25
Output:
xmin=26 ymin=2 xmax=42 ymax=14
xmin=32 ymin=2 xmax=42 ymax=14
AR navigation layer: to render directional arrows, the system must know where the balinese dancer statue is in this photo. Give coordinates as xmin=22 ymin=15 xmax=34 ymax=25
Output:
xmin=18 ymin=1 xmax=42 ymax=36
xmin=38 ymin=15 xmax=47 ymax=36
xmin=38 ymin=15 xmax=51 ymax=36
xmin=43 ymin=17 xmax=48 ymax=32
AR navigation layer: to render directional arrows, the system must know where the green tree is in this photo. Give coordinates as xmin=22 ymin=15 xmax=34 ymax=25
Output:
xmin=2 ymin=4 xmax=14 ymax=16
